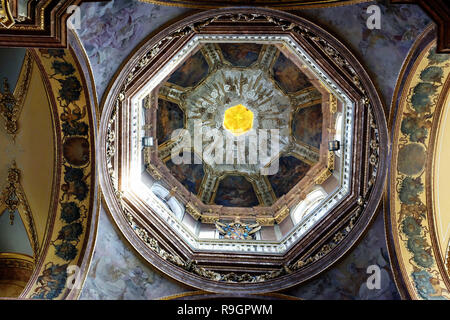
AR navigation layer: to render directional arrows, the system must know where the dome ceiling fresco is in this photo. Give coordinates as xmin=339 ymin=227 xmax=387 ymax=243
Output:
xmin=99 ymin=8 xmax=388 ymax=293
xmin=152 ymin=43 xmax=326 ymax=209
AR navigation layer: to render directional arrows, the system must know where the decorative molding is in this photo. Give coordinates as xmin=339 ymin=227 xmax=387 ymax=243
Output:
xmin=0 ymin=252 xmax=34 ymax=271
xmin=446 ymin=243 xmax=450 ymax=275
xmin=0 ymin=77 xmax=18 ymax=135
xmin=388 ymin=27 xmax=450 ymax=299
xmin=315 ymin=152 xmax=335 ymax=185
xmin=0 ymin=50 xmax=33 ymax=136
xmin=330 ymin=94 xmax=338 ymax=114
xmin=13 ymin=50 xmax=33 ymax=127
xmin=138 ymin=0 xmax=369 ymax=9
xmin=124 ymin=195 xmax=366 ymax=283
xmin=0 ymin=0 xmax=15 ymax=28
xmin=1 ymin=161 xmax=21 ymax=224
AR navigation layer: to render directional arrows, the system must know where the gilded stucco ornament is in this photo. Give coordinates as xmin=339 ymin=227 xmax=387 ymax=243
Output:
xmin=0 ymin=0 xmax=15 ymax=28
xmin=215 ymin=219 xmax=261 ymax=240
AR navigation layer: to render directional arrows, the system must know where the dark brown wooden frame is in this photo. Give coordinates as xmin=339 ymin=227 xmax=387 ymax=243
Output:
xmin=98 ymin=8 xmax=388 ymax=293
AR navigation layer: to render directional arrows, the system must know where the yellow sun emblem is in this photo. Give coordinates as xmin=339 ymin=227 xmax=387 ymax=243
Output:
xmin=223 ymin=104 xmax=254 ymax=136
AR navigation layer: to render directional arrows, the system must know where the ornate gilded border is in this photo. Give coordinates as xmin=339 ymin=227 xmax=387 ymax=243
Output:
xmin=159 ymin=290 xmax=302 ymax=300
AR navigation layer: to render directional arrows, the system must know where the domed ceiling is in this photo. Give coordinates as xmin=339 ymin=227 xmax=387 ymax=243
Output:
xmin=99 ymin=8 xmax=388 ymax=293
xmin=152 ymin=43 xmax=325 ymax=209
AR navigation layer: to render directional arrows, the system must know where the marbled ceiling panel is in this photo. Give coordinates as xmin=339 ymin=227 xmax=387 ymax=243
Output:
xmin=284 ymin=209 xmax=401 ymax=300
xmin=76 ymin=0 xmax=189 ymax=102
xmin=301 ymin=1 xmax=431 ymax=109
xmin=80 ymin=207 xmax=193 ymax=300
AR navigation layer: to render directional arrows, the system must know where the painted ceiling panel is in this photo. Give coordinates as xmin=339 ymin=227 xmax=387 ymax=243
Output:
xmin=214 ymin=175 xmax=259 ymax=207
xmin=0 ymin=48 xmax=26 ymax=90
xmin=165 ymin=152 xmax=204 ymax=195
xmin=434 ymin=87 xmax=450 ymax=258
xmin=272 ymin=51 xmax=312 ymax=93
xmin=167 ymin=49 xmax=209 ymax=87
xmin=0 ymin=55 xmax=55 ymax=247
xmin=292 ymin=103 xmax=323 ymax=149
xmin=268 ymin=156 xmax=311 ymax=198
xmin=218 ymin=43 xmax=262 ymax=67
xmin=389 ymin=38 xmax=450 ymax=300
xmin=155 ymin=42 xmax=324 ymax=209
xmin=156 ymin=98 xmax=184 ymax=145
